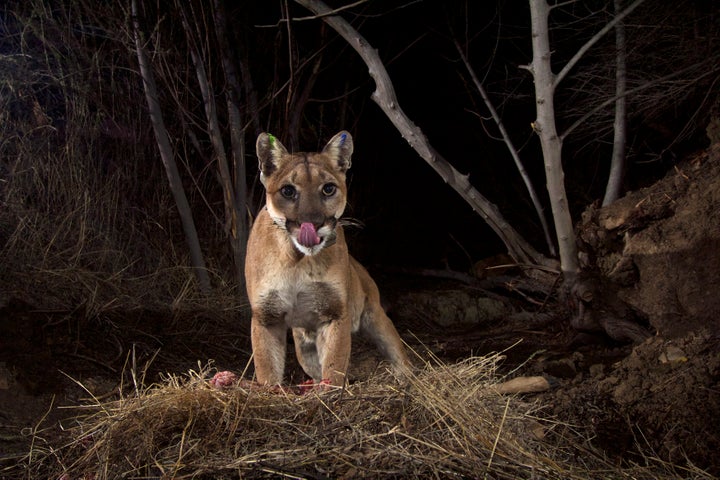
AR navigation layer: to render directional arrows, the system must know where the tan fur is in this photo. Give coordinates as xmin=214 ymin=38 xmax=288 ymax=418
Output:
xmin=245 ymin=131 xmax=410 ymax=386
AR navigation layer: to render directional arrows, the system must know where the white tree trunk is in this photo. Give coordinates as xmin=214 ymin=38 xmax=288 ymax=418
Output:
xmin=528 ymin=0 xmax=579 ymax=277
xmin=603 ymin=0 xmax=628 ymax=206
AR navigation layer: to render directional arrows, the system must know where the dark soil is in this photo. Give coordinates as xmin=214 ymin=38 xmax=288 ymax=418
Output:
xmin=1 ymin=146 xmax=720 ymax=477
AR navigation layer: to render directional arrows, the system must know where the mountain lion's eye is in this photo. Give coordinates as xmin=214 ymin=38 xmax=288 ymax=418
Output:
xmin=280 ymin=185 xmax=297 ymax=199
xmin=322 ymin=183 xmax=337 ymax=196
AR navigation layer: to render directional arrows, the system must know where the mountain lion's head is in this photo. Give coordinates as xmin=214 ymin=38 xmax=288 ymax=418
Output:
xmin=256 ymin=131 xmax=353 ymax=256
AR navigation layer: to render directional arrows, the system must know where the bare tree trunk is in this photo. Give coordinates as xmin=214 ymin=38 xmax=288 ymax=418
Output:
xmin=131 ymin=0 xmax=211 ymax=293
xmin=212 ymin=0 xmax=249 ymax=288
xmin=526 ymin=0 xmax=655 ymax=341
xmin=525 ymin=0 xmax=645 ymax=275
xmin=178 ymin=2 xmax=245 ymax=287
xmin=603 ymin=0 xmax=628 ymax=206
xmin=454 ymin=39 xmax=557 ymax=257
xmin=294 ymin=0 xmax=551 ymax=268
xmin=527 ymin=0 xmax=579 ymax=278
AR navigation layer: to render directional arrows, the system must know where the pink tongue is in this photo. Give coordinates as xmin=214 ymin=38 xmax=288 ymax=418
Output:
xmin=298 ymin=222 xmax=321 ymax=247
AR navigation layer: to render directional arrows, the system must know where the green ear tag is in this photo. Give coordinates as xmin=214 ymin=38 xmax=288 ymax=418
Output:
xmin=268 ymin=134 xmax=276 ymax=147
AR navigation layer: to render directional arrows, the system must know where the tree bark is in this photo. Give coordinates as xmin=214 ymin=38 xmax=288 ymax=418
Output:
xmin=131 ymin=0 xmax=211 ymax=293
xmin=178 ymin=2 xmax=245 ymax=287
xmin=603 ymin=0 xmax=628 ymax=206
xmin=212 ymin=0 xmax=249 ymax=288
xmin=294 ymin=0 xmax=551 ymax=267
xmin=527 ymin=0 xmax=579 ymax=278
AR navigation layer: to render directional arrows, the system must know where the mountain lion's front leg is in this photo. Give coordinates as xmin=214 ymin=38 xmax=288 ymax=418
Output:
xmin=316 ymin=318 xmax=352 ymax=386
xmin=251 ymin=315 xmax=287 ymax=386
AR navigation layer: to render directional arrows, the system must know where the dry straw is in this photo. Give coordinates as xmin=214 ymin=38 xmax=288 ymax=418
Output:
xmin=14 ymin=350 xmax=702 ymax=480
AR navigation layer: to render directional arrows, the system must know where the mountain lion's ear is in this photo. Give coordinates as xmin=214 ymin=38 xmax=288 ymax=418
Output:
xmin=321 ymin=131 xmax=353 ymax=173
xmin=256 ymin=133 xmax=289 ymax=185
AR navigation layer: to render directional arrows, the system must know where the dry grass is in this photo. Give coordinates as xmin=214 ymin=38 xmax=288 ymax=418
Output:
xmin=9 ymin=353 xmax=704 ymax=480
xmin=0 ymin=2 xmax=234 ymax=316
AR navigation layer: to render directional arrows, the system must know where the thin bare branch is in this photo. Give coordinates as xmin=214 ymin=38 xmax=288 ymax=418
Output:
xmin=257 ymin=0 xmax=369 ymax=27
xmin=554 ymin=0 xmax=646 ymax=88
xmin=561 ymin=62 xmax=716 ymax=140
xmin=454 ymin=38 xmax=556 ymax=257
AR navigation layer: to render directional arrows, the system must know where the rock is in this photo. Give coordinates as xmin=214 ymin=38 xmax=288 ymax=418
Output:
xmin=392 ymin=288 xmax=510 ymax=327
xmin=659 ymin=345 xmax=688 ymax=364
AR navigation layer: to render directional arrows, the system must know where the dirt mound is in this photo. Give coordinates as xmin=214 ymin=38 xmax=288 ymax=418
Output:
xmin=542 ymin=333 xmax=720 ymax=474
xmin=547 ymin=144 xmax=720 ymax=473
xmin=579 ymin=144 xmax=720 ymax=337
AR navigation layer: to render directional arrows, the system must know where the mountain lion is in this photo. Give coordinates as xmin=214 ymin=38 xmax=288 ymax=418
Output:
xmin=245 ymin=130 xmax=410 ymax=387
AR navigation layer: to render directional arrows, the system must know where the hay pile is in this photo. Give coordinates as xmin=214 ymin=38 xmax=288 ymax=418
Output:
xmin=17 ymin=354 xmax=679 ymax=479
